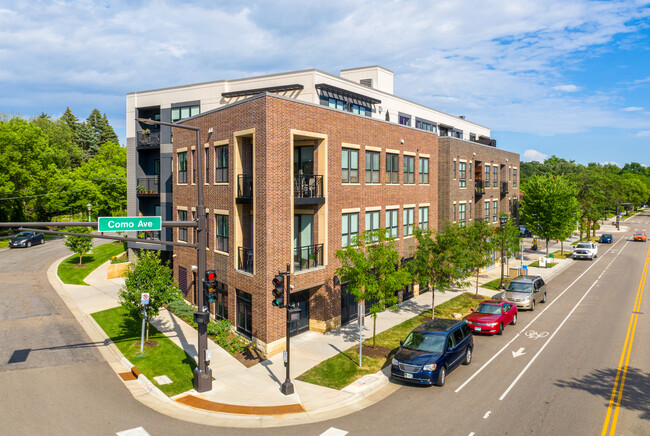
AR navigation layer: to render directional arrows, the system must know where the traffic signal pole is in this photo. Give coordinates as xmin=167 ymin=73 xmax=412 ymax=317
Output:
xmin=281 ymin=263 xmax=295 ymax=395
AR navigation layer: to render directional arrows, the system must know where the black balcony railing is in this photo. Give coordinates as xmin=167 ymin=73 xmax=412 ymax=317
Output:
xmin=237 ymin=174 xmax=253 ymax=199
xmin=294 ymin=174 xmax=324 ymax=199
xmin=137 ymin=130 xmax=160 ymax=147
xmin=475 ymin=179 xmax=485 ymax=196
xmin=294 ymin=243 xmax=324 ymax=272
xmin=238 ymin=246 xmax=253 ymax=273
xmin=137 ymin=230 xmax=161 ymax=240
xmin=501 ymin=181 xmax=509 ymax=196
xmin=137 ymin=176 xmax=160 ymax=195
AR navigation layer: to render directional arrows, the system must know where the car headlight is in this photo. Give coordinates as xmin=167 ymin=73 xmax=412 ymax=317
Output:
xmin=486 ymin=322 xmax=498 ymax=327
xmin=423 ymin=363 xmax=437 ymax=371
xmin=392 ymin=358 xmax=399 ymax=366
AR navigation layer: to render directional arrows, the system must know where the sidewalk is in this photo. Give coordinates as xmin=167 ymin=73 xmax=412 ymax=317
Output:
xmin=46 ymin=226 xmax=622 ymax=427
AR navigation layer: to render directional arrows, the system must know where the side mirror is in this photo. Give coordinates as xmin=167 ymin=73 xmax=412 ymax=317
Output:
xmin=470 ymin=308 xmax=474 ymax=312
xmin=399 ymin=340 xmax=403 ymax=347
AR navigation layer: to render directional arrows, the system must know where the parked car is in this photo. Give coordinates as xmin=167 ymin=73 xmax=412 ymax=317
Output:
xmin=391 ymin=318 xmax=473 ymax=387
xmin=503 ymin=275 xmax=547 ymax=311
xmin=599 ymin=234 xmax=613 ymax=244
xmin=466 ymin=300 xmax=518 ymax=335
xmin=633 ymin=232 xmax=647 ymax=242
xmin=519 ymin=225 xmax=533 ymax=238
xmin=9 ymin=231 xmax=44 ymax=248
xmin=573 ymin=241 xmax=598 ymax=260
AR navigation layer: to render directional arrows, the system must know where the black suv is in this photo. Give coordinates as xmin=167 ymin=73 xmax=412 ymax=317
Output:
xmin=391 ymin=318 xmax=473 ymax=386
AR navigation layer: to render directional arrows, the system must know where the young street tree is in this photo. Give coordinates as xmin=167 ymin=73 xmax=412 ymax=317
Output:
xmin=500 ymin=217 xmax=522 ymax=266
xmin=118 ymin=250 xmax=181 ymax=342
xmin=336 ymin=229 xmax=412 ymax=348
xmin=520 ymin=174 xmax=580 ymax=253
xmin=64 ymin=226 xmax=93 ymax=265
xmin=409 ymin=224 xmax=471 ymax=319
xmin=465 ymin=219 xmax=498 ymax=295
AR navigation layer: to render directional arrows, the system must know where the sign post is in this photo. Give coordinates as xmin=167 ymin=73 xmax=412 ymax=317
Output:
xmin=139 ymin=292 xmax=150 ymax=354
xmin=358 ymin=303 xmax=365 ymax=367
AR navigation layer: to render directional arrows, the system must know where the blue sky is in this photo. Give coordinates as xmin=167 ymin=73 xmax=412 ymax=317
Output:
xmin=1 ymin=0 xmax=649 ymax=166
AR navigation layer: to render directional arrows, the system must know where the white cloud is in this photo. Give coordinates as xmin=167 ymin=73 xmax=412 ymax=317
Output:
xmin=623 ymin=106 xmax=644 ymax=111
xmin=602 ymin=161 xmax=620 ymax=167
xmin=523 ymin=149 xmax=549 ymax=162
xmin=636 ymin=130 xmax=650 ymax=137
xmin=553 ymin=85 xmax=580 ymax=92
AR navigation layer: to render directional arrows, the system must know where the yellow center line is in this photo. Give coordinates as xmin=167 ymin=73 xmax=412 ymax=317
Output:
xmin=601 ymin=244 xmax=649 ymax=435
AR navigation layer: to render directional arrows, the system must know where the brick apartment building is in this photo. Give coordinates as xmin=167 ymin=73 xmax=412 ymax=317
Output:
xmin=126 ymin=66 xmax=519 ymax=356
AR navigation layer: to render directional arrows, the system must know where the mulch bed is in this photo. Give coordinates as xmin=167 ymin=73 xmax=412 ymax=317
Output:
xmin=232 ymin=347 xmax=265 ymax=368
xmin=360 ymin=344 xmax=395 ymax=360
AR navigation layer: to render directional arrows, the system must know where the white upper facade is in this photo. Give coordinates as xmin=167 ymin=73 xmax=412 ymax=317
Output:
xmin=126 ymin=66 xmax=490 ymax=141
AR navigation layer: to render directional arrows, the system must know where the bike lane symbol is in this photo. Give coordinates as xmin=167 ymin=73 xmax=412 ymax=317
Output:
xmin=525 ymin=330 xmax=549 ymax=340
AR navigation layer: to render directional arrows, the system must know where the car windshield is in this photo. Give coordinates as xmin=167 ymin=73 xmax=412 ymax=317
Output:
xmin=602 ymin=234 xmax=611 ymax=238
xmin=576 ymin=243 xmax=591 ymax=249
xmin=507 ymin=281 xmax=533 ymax=293
xmin=402 ymin=331 xmax=446 ymax=353
xmin=15 ymin=232 xmax=31 ymax=238
xmin=475 ymin=304 xmax=501 ymax=315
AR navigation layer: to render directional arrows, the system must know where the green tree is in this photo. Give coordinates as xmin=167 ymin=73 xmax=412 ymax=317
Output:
xmin=336 ymin=230 xmax=412 ymax=348
xmin=409 ymin=224 xmax=471 ymax=319
xmin=465 ymin=219 xmax=498 ymax=295
xmin=520 ymin=174 xmax=580 ymax=252
xmin=119 ymin=250 xmax=181 ymax=342
xmin=64 ymin=227 xmax=93 ymax=265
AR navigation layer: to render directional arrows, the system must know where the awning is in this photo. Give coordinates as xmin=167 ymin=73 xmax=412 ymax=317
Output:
xmin=222 ymin=84 xmax=304 ymax=98
xmin=315 ymin=83 xmax=381 ymax=106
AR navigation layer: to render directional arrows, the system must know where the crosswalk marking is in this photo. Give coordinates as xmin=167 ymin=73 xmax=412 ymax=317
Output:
xmin=320 ymin=427 xmax=348 ymax=436
xmin=117 ymin=427 xmax=151 ymax=436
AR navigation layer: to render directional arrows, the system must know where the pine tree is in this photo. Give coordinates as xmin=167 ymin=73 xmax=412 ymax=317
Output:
xmin=100 ymin=113 xmax=119 ymax=145
xmin=61 ymin=107 xmax=79 ymax=131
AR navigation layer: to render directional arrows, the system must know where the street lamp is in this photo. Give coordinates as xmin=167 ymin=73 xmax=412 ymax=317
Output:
xmin=136 ymin=117 xmax=212 ymax=392
xmin=87 ymin=203 xmax=92 ymax=222
xmin=499 ymin=215 xmax=508 ymax=290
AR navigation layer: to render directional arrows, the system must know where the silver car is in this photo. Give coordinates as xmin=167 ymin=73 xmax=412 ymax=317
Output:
xmin=503 ymin=276 xmax=547 ymax=311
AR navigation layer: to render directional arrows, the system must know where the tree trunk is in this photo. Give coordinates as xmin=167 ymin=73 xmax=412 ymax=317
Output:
xmin=475 ymin=269 xmax=479 ymax=296
xmin=430 ymin=284 xmax=435 ymax=320
xmin=78 ymin=252 xmax=83 ymax=265
xmin=145 ymin=320 xmax=150 ymax=342
xmin=545 ymin=239 xmax=549 ymax=256
xmin=372 ymin=315 xmax=377 ymax=348
xmin=561 ymin=241 xmax=564 ymax=255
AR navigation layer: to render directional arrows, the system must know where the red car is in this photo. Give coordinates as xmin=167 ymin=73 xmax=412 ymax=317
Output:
xmin=633 ymin=232 xmax=647 ymax=242
xmin=466 ymin=300 xmax=518 ymax=335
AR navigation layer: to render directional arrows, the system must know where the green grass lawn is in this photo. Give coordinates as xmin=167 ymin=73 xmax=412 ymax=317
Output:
xmin=550 ymin=250 xmax=571 ymax=259
xmin=297 ymin=292 xmax=486 ymax=390
xmin=481 ymin=277 xmax=513 ymax=291
xmin=528 ymin=260 xmax=558 ymax=268
xmin=92 ymin=305 xmax=196 ymax=397
xmin=0 ymin=239 xmax=9 ymax=249
xmin=58 ymin=241 xmax=125 ymax=285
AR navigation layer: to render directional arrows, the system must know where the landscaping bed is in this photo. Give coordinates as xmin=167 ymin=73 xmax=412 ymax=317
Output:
xmin=58 ymin=241 xmax=125 ymax=285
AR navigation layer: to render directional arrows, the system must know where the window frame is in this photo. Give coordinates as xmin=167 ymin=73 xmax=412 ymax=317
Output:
xmin=493 ymin=166 xmax=498 ymax=188
xmin=459 ymin=162 xmax=467 ymax=188
xmin=493 ymin=200 xmax=498 ymax=222
xmin=403 ymin=207 xmax=414 ymax=236
xmin=418 ymin=206 xmax=429 ymax=230
xmin=459 ymin=203 xmax=466 ymax=226
xmin=419 ymin=157 xmax=429 ymax=184
xmin=177 ymin=151 xmax=188 ymax=184
xmin=403 ymin=155 xmax=415 ymax=184
xmin=342 ymin=212 xmax=359 ymax=248
xmin=215 ymin=214 xmax=229 ymax=253
xmin=386 ymin=209 xmax=398 ymax=238
xmin=178 ymin=210 xmax=188 ymax=242
xmin=342 ymin=148 xmax=359 ymax=184
xmin=386 ymin=153 xmax=399 ymax=184
xmin=365 ymin=151 xmax=380 ymax=184
xmin=214 ymin=145 xmax=228 ymax=183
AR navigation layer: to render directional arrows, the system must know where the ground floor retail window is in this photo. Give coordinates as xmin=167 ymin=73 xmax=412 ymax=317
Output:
xmin=236 ymin=290 xmax=252 ymax=338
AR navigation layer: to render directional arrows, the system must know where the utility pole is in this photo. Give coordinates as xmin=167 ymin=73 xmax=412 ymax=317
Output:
xmin=281 ymin=263 xmax=295 ymax=395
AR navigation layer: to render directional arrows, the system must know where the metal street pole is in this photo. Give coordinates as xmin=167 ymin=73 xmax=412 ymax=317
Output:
xmin=136 ymin=118 xmax=211 ymax=392
xmin=281 ymin=263 xmax=295 ymax=395
xmin=499 ymin=216 xmax=508 ymax=290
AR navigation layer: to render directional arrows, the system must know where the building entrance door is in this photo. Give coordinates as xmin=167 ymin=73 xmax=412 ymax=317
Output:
xmin=341 ymin=283 xmax=358 ymax=325
xmin=289 ymin=289 xmax=310 ymax=336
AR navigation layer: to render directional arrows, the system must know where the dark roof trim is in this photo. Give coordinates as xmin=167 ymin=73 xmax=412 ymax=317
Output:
xmin=315 ymin=83 xmax=382 ymax=105
xmin=222 ymin=84 xmax=304 ymax=98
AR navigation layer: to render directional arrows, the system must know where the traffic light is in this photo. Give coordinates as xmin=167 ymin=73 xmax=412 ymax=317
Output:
xmin=272 ymin=274 xmax=285 ymax=307
xmin=205 ymin=270 xmax=217 ymax=303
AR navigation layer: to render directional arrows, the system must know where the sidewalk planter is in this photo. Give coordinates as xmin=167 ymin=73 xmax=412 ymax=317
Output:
xmin=107 ymin=262 xmax=131 ymax=279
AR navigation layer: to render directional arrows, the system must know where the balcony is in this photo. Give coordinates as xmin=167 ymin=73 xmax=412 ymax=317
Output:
xmin=474 ymin=179 xmax=485 ymax=197
xmin=238 ymin=247 xmax=253 ymax=274
xmin=294 ymin=174 xmax=324 ymax=204
xmin=501 ymin=181 xmax=509 ymax=197
xmin=137 ymin=130 xmax=160 ymax=148
xmin=294 ymin=243 xmax=324 ymax=272
xmin=236 ymin=174 xmax=253 ymax=204
xmin=137 ymin=176 xmax=160 ymax=195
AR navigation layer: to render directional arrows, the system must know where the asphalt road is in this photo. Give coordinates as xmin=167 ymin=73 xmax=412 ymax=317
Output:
xmin=1 ymin=212 xmax=647 ymax=436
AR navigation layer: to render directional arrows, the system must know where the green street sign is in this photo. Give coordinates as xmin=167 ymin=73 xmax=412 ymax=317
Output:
xmin=98 ymin=216 xmax=162 ymax=232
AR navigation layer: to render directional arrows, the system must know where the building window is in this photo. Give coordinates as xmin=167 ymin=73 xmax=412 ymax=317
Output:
xmin=418 ymin=206 xmax=429 ymax=230
xmin=453 ymin=204 xmax=456 ymax=222
xmin=513 ymin=168 xmax=518 ymax=187
xmin=484 ymin=202 xmax=490 ymax=220
xmin=469 ymin=202 xmax=472 ymax=220
xmin=171 ymin=105 xmax=200 ymax=122
xmin=191 ymin=211 xmax=197 ymax=243
xmin=453 ymin=161 xmax=456 ymax=179
xmin=366 ymin=210 xmax=380 ymax=241
xmin=178 ymin=152 xmax=187 ymax=184
xmin=191 ymin=150 xmax=196 ymax=184
xmin=485 ymin=165 xmax=490 ymax=186
xmin=403 ymin=156 xmax=415 ymax=184
xmin=328 ymin=97 xmax=345 ymax=110
xmin=459 ymin=162 xmax=467 ymax=188
xmin=419 ymin=157 xmax=429 ymax=184
xmin=215 ymin=284 xmax=227 ymax=320
xmin=493 ymin=166 xmax=498 ymax=188
xmin=342 ymin=212 xmax=359 ymax=248
xmin=453 ymin=130 xmax=463 ymax=138
xmin=403 ymin=207 xmax=414 ymax=236
xmin=493 ymin=200 xmax=498 ymax=222
xmin=351 ymin=104 xmax=370 ymax=116
xmin=459 ymin=203 xmax=466 ymax=227
xmin=206 ymin=213 xmax=210 ymax=249
xmin=216 ymin=214 xmax=229 ymax=253
xmin=178 ymin=210 xmax=188 ymax=242
xmin=415 ymin=119 xmax=437 ymax=133
xmin=386 ymin=154 xmax=399 ymax=184
xmin=470 ymin=133 xmax=476 ymax=141
xmin=342 ymin=148 xmax=359 ymax=183
xmin=236 ymin=290 xmax=252 ymax=338
xmin=215 ymin=145 xmax=228 ymax=183
xmin=365 ymin=151 xmax=380 ymax=183
xmin=398 ymin=114 xmax=411 ymax=126
xmin=204 ymin=148 xmax=210 ymax=184
xmin=386 ymin=209 xmax=398 ymax=238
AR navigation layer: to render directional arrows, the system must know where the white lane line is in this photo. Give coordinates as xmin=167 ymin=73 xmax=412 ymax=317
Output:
xmin=483 ymin=411 xmax=491 ymax=419
xmin=455 ymin=238 xmax=628 ymax=393
xmin=469 ymin=433 xmax=476 ymax=436
xmin=498 ymin=241 xmax=628 ymax=401
xmin=320 ymin=428 xmax=349 ymax=436
xmin=117 ymin=428 xmax=150 ymax=436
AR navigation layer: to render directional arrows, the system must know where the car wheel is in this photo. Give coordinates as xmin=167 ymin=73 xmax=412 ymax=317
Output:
xmin=436 ymin=367 xmax=446 ymax=387
xmin=497 ymin=323 xmax=504 ymax=335
xmin=26 ymin=242 xmax=31 ymax=248
xmin=542 ymin=292 xmax=547 ymax=303
xmin=530 ymin=300 xmax=535 ymax=311
xmin=511 ymin=313 xmax=517 ymax=325
xmin=463 ymin=348 xmax=472 ymax=365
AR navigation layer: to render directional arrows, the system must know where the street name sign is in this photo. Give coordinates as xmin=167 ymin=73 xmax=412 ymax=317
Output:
xmin=98 ymin=216 xmax=162 ymax=232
